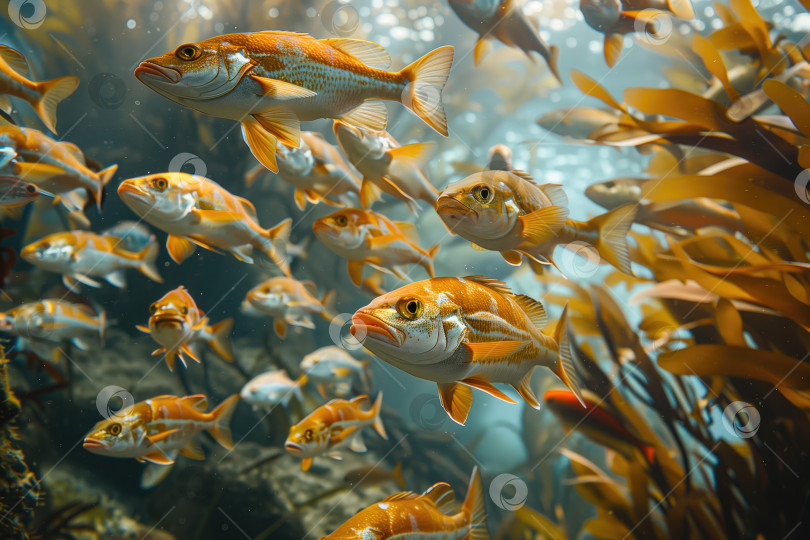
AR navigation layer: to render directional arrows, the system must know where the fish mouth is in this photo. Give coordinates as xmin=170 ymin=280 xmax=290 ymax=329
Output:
xmin=19 ymin=245 xmax=36 ymax=260
xmin=436 ymin=195 xmax=475 ymax=220
xmin=134 ymin=61 xmax=182 ymax=84
xmin=82 ymin=438 xmax=106 ymax=450
xmin=151 ymin=314 xmax=185 ymax=327
xmin=117 ymin=180 xmax=147 ymax=198
xmin=351 ymin=311 xmax=400 ymax=347
xmin=284 ymin=441 xmax=303 ymax=453
xmin=312 ymin=221 xmax=338 ymax=237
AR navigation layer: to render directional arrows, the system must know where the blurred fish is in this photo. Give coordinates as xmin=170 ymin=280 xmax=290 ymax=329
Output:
xmin=351 ymin=276 xmax=584 ymax=425
xmin=140 ymin=459 xmax=176 ymax=489
xmin=117 ymin=172 xmax=291 ymax=275
xmin=313 ymin=208 xmax=440 ymax=287
xmin=83 ymin=394 xmax=240 ymax=465
xmin=0 ymin=176 xmax=52 ymax=217
xmin=323 ymin=466 xmax=487 ymax=540
xmin=333 ymin=121 xmax=439 ymax=210
xmin=242 ymin=276 xmax=336 ymax=338
xmin=268 ymin=131 xmax=361 ymax=210
xmin=447 ymin=0 xmax=561 ymax=82
xmin=285 ymin=392 xmax=386 ymax=471
xmin=134 ymin=32 xmax=453 ymax=171
xmin=536 ymin=106 xmax=622 ymax=139
xmin=136 ymin=285 xmax=234 ymax=371
xmin=545 ymin=389 xmax=656 ymax=464
xmin=0 ymin=124 xmax=117 ymax=210
xmin=0 ymin=44 xmax=79 ymax=134
xmin=436 ymin=170 xmax=637 ymax=275
xmin=0 ymin=299 xmax=104 ymax=350
xmin=240 ymin=369 xmax=307 ymax=410
xmin=21 ymin=230 xmax=163 ymax=290
xmin=344 ymin=461 xmax=406 ymax=489
xmin=101 ymin=221 xmax=156 ymax=253
xmin=301 ymin=346 xmax=371 ymax=397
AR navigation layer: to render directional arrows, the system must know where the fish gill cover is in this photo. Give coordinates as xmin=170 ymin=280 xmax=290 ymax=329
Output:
xmin=0 ymin=0 xmax=809 ymax=538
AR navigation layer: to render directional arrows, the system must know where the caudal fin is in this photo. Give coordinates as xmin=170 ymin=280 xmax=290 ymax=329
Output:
xmin=90 ymin=164 xmax=118 ymax=211
xmin=400 ymin=46 xmax=454 ymax=136
xmin=137 ymin=241 xmax=164 ymax=283
xmin=552 ymin=304 xmax=585 ymax=407
xmin=588 ymin=203 xmax=638 ymax=276
xmin=34 ymin=75 xmax=79 ymax=134
xmin=319 ymin=289 xmax=337 ymax=321
xmin=421 ymin=243 xmax=440 ymax=278
xmin=261 ymin=217 xmax=292 ymax=277
xmin=461 ymin=466 xmax=489 ymax=539
xmin=207 ymin=318 xmax=234 ymax=362
xmin=391 ymin=461 xmax=406 ymax=489
xmin=371 ymin=391 xmax=387 ymax=439
xmin=208 ymin=394 xmax=240 ymax=450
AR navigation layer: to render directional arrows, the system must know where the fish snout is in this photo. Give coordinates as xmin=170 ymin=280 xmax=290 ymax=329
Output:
xmin=82 ymin=438 xmax=106 ymax=452
xmin=134 ymin=61 xmax=182 ymax=84
xmin=284 ymin=441 xmax=303 ymax=453
xmin=436 ymin=195 xmax=474 ymax=220
xmin=351 ymin=311 xmax=400 ymax=347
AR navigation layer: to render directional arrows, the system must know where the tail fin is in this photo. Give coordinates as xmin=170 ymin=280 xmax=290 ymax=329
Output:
xmin=207 ymin=318 xmax=234 ymax=362
xmin=547 ymin=45 xmax=561 ymax=84
xmin=400 ymin=46 xmax=454 ymax=136
xmin=421 ymin=243 xmax=440 ymax=278
xmin=319 ymin=289 xmax=337 ymax=321
xmin=294 ymin=373 xmax=308 ymax=403
xmin=552 ymin=304 xmax=585 ymax=407
xmin=461 ymin=466 xmax=489 ymax=539
xmin=34 ymin=75 xmax=79 ymax=134
xmin=208 ymin=394 xmax=240 ymax=450
xmin=370 ymin=391 xmax=387 ymax=439
xmin=587 ymin=203 xmax=637 ymax=276
xmin=261 ymin=217 xmax=292 ymax=277
xmin=137 ymin=241 xmax=164 ymax=283
xmin=391 ymin=461 xmax=406 ymax=489
xmin=92 ymin=164 xmax=118 ymax=211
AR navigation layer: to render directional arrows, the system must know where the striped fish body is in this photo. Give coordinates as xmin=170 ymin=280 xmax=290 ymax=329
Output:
xmin=0 ymin=299 xmax=104 ymax=347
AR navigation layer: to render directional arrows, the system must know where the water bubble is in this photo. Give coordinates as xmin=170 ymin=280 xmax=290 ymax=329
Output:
xmin=126 ymin=19 xmax=136 ymax=29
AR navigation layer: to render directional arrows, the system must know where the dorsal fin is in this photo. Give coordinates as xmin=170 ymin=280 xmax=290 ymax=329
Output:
xmin=538 ymin=184 xmax=569 ymax=208
xmin=0 ymin=45 xmax=29 ymax=75
xmin=510 ymin=170 xmax=537 ymax=184
xmin=350 ymin=394 xmax=370 ymax=406
xmin=236 ymin=196 xmax=258 ymax=220
xmin=151 ymin=394 xmax=179 ymax=400
xmin=394 ymin=221 xmax=420 ymax=243
xmin=463 ymin=276 xmax=514 ymax=296
xmin=301 ymin=280 xmax=318 ymax=296
xmin=421 ymin=482 xmax=456 ymax=514
xmin=383 ymin=491 xmax=420 ymax=502
xmin=179 ymin=394 xmax=209 ymax=411
xmin=321 ymin=38 xmax=391 ymax=69
xmin=513 ymin=294 xmax=548 ymax=329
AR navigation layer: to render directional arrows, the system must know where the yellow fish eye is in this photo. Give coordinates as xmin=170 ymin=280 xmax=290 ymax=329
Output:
xmin=303 ymin=429 xmax=313 ymax=441
xmin=149 ymin=303 xmax=158 ymax=314
xmin=334 ymin=214 xmax=348 ymax=226
xmin=175 ymin=43 xmax=201 ymax=61
xmin=181 ymin=306 xmax=188 ymax=315
xmin=108 ymin=423 xmax=122 ymax=436
xmin=153 ymin=177 xmax=168 ymax=192
xmin=25 ymin=184 xmax=36 ymax=195
xmin=396 ymin=297 xmax=423 ymax=320
xmin=472 ymin=184 xmax=494 ymax=204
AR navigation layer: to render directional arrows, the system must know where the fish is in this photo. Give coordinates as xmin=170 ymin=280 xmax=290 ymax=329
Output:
xmin=242 ymin=276 xmax=336 ymax=338
xmin=536 ymin=106 xmax=623 ymax=139
xmin=83 ymin=394 xmax=240 ymax=465
xmin=351 ymin=276 xmax=584 ymax=425
xmin=0 ymin=45 xmax=79 ymax=134
xmin=247 ymin=131 xmax=361 ymax=211
xmin=313 ymin=208 xmax=441 ymax=287
xmin=136 ymin=285 xmax=234 ymax=371
xmin=101 ymin=220 xmax=157 ymax=253
xmin=585 ymin=177 xmax=744 ymax=234
xmin=0 ymin=123 xmax=117 ymax=210
xmin=117 ymin=172 xmax=291 ymax=275
xmin=544 ymin=389 xmax=656 ymax=464
xmin=435 ymin=170 xmax=638 ymax=275
xmin=323 ymin=466 xmax=487 ymax=540
xmin=134 ymin=32 xmax=454 ymax=172
xmin=333 ymin=121 xmax=439 ymax=209
xmin=284 ymin=392 xmax=386 ymax=471
xmin=0 ymin=299 xmax=105 ymax=350
xmin=344 ymin=461 xmax=406 ymax=489
xmin=0 ymin=176 xmax=51 ymax=217
xmin=447 ymin=0 xmax=561 ymax=82
xmin=240 ymin=369 xmax=308 ymax=410
xmin=300 ymin=346 xmax=372 ymax=398
xmin=20 ymin=230 xmax=163 ymax=290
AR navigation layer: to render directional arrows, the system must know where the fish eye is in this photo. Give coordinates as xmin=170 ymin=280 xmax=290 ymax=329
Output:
xmin=108 ymin=423 xmax=122 ymax=436
xmin=181 ymin=306 xmax=188 ymax=315
xmin=149 ymin=303 xmax=157 ymax=314
xmin=175 ymin=43 xmax=201 ymax=61
xmin=152 ymin=177 xmax=168 ymax=192
xmin=25 ymin=184 xmax=36 ymax=194
xmin=603 ymin=181 xmax=615 ymax=188
xmin=472 ymin=184 xmax=494 ymax=203
xmin=335 ymin=215 xmax=348 ymax=226
xmin=396 ymin=297 xmax=423 ymax=320
xmin=303 ymin=429 xmax=313 ymax=441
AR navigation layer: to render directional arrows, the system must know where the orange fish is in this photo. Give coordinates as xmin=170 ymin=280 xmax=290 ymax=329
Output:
xmin=323 ymin=466 xmax=488 ymax=540
xmin=0 ymin=299 xmax=105 ymax=350
xmin=137 ymin=286 xmax=234 ymax=371
xmin=83 ymin=394 xmax=239 ymax=465
xmin=0 ymin=45 xmax=78 ymax=133
xmin=242 ymin=276 xmax=336 ymax=338
xmin=545 ymin=389 xmax=656 ymax=464
xmin=313 ymin=208 xmax=440 ymax=288
xmin=285 ymin=392 xmax=386 ymax=471
xmin=351 ymin=276 xmax=584 ymax=425
xmin=134 ymin=32 xmax=454 ymax=172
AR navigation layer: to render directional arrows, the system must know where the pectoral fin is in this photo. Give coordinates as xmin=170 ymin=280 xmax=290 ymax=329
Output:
xmin=139 ymin=451 xmax=175 ymax=465
xmin=519 ymin=205 xmax=569 ymax=244
xmin=166 ymin=235 xmax=196 ymax=264
xmin=250 ymin=75 xmax=317 ymax=100
xmin=146 ymin=429 xmax=180 ymax=445
xmin=179 ymin=437 xmax=206 ymax=460
xmin=273 ymin=319 xmax=287 ymax=338
xmin=461 ymin=376 xmax=517 ymax=403
xmin=604 ymin=34 xmax=624 ymax=68
xmin=253 ymin=108 xmax=301 ymax=148
xmin=347 ymin=260 xmax=365 ymax=286
xmin=437 ymin=382 xmax=473 ymax=426
xmin=300 ymin=457 xmax=313 ymax=471
xmin=463 ymin=340 xmax=528 ymax=363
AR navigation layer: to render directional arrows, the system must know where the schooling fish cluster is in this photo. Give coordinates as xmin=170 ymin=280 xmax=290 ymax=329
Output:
xmin=2 ymin=0 xmax=810 ymax=538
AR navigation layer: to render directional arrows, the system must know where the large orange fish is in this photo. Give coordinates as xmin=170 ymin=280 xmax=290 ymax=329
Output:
xmin=134 ymin=32 xmax=454 ymax=172
xmin=351 ymin=276 xmax=584 ymax=425
xmin=323 ymin=466 xmax=488 ymax=540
